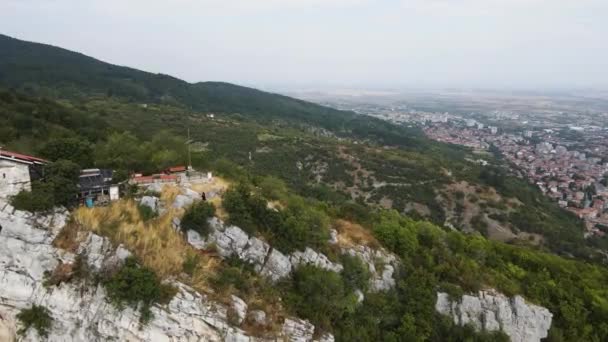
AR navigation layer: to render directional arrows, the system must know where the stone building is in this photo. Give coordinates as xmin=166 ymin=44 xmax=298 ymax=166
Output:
xmin=0 ymin=150 xmax=46 ymax=198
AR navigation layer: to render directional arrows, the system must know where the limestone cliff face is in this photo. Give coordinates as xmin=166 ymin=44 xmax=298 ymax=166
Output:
xmin=187 ymin=218 xmax=398 ymax=292
xmin=435 ymin=291 xmax=553 ymax=342
xmin=0 ymin=200 xmax=332 ymax=342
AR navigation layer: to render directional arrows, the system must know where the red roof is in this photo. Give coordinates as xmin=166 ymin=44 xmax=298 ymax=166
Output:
xmin=0 ymin=150 xmax=48 ymax=164
xmin=167 ymin=166 xmax=187 ymax=173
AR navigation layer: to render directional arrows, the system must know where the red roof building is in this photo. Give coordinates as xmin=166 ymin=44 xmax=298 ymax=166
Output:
xmin=166 ymin=166 xmax=187 ymax=173
xmin=0 ymin=150 xmax=47 ymax=165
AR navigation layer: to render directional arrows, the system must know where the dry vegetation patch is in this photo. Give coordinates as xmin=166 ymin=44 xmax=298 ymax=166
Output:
xmin=71 ymin=200 xmax=219 ymax=291
xmin=334 ymin=219 xmax=379 ymax=248
xmin=53 ymin=219 xmax=87 ymax=252
xmin=189 ymin=176 xmax=230 ymax=195
xmin=159 ymin=184 xmax=181 ymax=204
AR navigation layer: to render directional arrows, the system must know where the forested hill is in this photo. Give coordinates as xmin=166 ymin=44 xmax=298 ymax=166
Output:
xmin=0 ymin=33 xmax=424 ymax=147
xmin=0 ymin=33 xmax=334 ymax=117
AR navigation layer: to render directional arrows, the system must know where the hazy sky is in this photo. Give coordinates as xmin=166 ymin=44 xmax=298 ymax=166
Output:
xmin=2 ymin=0 xmax=607 ymax=90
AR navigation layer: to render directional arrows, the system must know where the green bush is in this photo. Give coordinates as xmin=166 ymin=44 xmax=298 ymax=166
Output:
xmin=17 ymin=305 xmax=53 ymax=338
xmin=340 ymin=254 xmax=371 ymax=292
xmin=373 ymin=210 xmax=419 ymax=258
xmin=44 ymin=159 xmax=81 ymax=206
xmin=11 ymin=181 xmax=55 ymax=212
xmin=283 ymin=265 xmax=357 ymax=332
xmin=11 ymin=159 xmax=81 ymax=212
xmin=211 ymin=257 xmax=257 ymax=296
xmin=370 ymin=210 xmax=608 ymax=342
xmin=103 ymin=257 xmax=176 ymax=324
xmin=138 ymin=204 xmax=157 ymax=221
xmin=213 ymin=158 xmax=248 ymax=182
xmin=181 ymin=201 xmax=216 ymax=236
xmin=223 ymin=183 xmax=330 ymax=253
xmin=209 ymin=257 xmax=281 ymax=302
xmin=222 ymin=183 xmax=258 ymax=234
xmin=182 ymin=253 xmax=200 ymax=276
xmin=258 ymin=176 xmax=289 ymax=200
xmin=39 ymin=137 xmax=93 ymax=167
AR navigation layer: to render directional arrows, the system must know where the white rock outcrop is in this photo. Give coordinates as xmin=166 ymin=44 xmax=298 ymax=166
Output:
xmin=328 ymin=229 xmax=339 ymax=245
xmin=172 ymin=194 xmax=194 ymax=209
xmin=187 ymin=218 xmax=398 ymax=292
xmin=290 ymin=248 xmax=343 ymax=273
xmin=282 ymin=318 xmax=315 ymax=342
xmin=248 ymin=310 xmax=267 ymax=326
xmin=260 ymin=249 xmax=292 ymax=281
xmin=343 ymin=245 xmax=398 ymax=292
xmin=435 ymin=291 xmax=553 ymax=342
xmin=188 ymin=218 xmax=343 ymax=281
xmin=231 ymin=295 xmax=248 ymax=325
xmin=0 ymin=311 xmax=16 ymax=342
xmin=139 ymin=196 xmax=159 ymax=212
xmin=183 ymin=188 xmax=201 ymax=200
xmin=0 ymin=200 xmax=332 ymax=342
xmin=146 ymin=183 xmax=164 ymax=193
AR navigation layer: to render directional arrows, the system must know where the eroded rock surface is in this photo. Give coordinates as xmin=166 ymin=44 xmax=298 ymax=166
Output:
xmin=187 ymin=218 xmax=398 ymax=290
xmin=435 ymin=291 xmax=553 ymax=342
xmin=188 ymin=218 xmax=345 ymax=281
xmin=139 ymin=196 xmax=159 ymax=212
xmin=290 ymin=248 xmax=343 ymax=273
xmin=172 ymin=194 xmax=194 ymax=209
xmin=342 ymin=245 xmax=398 ymax=292
xmin=0 ymin=201 xmax=332 ymax=342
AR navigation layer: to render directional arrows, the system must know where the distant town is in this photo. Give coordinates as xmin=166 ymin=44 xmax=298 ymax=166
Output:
xmin=318 ymin=99 xmax=608 ymax=238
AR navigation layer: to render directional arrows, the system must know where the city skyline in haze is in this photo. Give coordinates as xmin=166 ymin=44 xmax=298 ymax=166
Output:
xmin=2 ymin=0 xmax=607 ymax=91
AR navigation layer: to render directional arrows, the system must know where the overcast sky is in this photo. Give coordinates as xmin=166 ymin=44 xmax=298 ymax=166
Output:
xmin=2 ymin=0 xmax=607 ymax=90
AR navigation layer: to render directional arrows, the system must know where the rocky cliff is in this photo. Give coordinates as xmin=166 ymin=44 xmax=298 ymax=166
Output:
xmin=186 ymin=217 xmax=398 ymax=291
xmin=0 ymin=200 xmax=333 ymax=341
xmin=1 ymin=188 xmax=556 ymax=342
xmin=435 ymin=291 xmax=553 ymax=342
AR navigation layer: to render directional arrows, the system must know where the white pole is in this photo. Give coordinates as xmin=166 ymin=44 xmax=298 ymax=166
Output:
xmin=187 ymin=128 xmax=192 ymax=170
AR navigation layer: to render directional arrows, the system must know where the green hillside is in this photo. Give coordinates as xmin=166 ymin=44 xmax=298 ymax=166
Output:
xmin=0 ymin=33 xmax=597 ymax=260
xmin=0 ymin=34 xmax=424 ymax=148
xmin=2 ymin=34 xmax=608 ymax=341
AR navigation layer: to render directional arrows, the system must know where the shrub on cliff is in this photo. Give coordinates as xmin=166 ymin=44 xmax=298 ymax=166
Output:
xmin=283 ymin=265 xmax=358 ymax=332
xmin=11 ymin=159 xmax=80 ymax=212
xmin=103 ymin=257 xmax=177 ymax=324
xmin=181 ymin=201 xmax=216 ymax=236
xmin=17 ymin=305 xmax=53 ymax=338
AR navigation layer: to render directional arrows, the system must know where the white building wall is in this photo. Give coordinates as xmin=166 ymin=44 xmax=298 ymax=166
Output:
xmin=0 ymin=160 xmax=32 ymax=198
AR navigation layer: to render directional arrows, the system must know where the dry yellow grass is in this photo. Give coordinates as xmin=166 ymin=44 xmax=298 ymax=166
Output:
xmin=72 ymin=199 xmax=218 ymax=289
xmin=334 ymin=219 xmax=379 ymax=248
xmin=53 ymin=219 xmax=87 ymax=252
xmin=58 ymin=180 xmax=289 ymax=335
xmin=189 ymin=176 xmax=230 ymax=194
xmin=160 ymin=184 xmax=182 ymax=204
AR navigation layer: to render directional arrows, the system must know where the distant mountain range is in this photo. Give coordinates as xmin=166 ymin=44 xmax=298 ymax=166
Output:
xmin=0 ymin=33 xmax=425 ymax=147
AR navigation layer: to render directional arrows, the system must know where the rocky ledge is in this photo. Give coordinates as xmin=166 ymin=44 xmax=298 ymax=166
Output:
xmin=0 ymin=200 xmax=333 ymax=341
xmin=435 ymin=290 xmax=553 ymax=342
xmin=187 ymin=218 xmax=398 ymax=292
